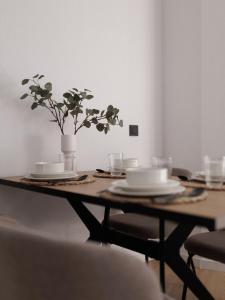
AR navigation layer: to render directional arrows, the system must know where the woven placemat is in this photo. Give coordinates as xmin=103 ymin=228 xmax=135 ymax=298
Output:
xmin=181 ymin=180 xmax=225 ymax=191
xmin=21 ymin=175 xmax=95 ymax=186
xmin=93 ymin=172 xmax=126 ymax=179
xmin=99 ymin=189 xmax=208 ymax=205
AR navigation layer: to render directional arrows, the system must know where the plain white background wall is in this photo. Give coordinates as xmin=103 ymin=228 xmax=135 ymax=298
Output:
xmin=202 ymin=0 xmax=225 ymax=158
xmin=163 ymin=0 xmax=202 ymax=172
xmin=163 ymin=0 xmax=225 ymax=172
xmin=0 ymin=0 xmax=163 ymax=238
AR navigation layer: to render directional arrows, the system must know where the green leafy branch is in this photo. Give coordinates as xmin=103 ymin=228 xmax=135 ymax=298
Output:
xmin=20 ymin=74 xmax=123 ymax=135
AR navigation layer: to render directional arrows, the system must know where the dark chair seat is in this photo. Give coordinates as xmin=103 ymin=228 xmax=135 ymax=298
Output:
xmin=184 ymin=230 xmax=225 ymax=264
xmin=109 ymin=213 xmax=176 ymax=240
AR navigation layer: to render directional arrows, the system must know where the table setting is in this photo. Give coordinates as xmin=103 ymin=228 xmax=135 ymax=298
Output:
xmin=21 ymin=161 xmax=94 ymax=186
xmin=93 ymin=154 xmax=207 ymax=205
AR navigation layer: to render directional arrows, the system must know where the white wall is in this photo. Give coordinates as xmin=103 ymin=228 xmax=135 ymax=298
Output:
xmin=0 ymin=0 xmax=163 ymax=237
xmin=163 ymin=0 xmax=202 ymax=171
xmin=201 ymin=0 xmax=225 ymax=158
xmin=163 ymin=0 xmax=225 ymax=172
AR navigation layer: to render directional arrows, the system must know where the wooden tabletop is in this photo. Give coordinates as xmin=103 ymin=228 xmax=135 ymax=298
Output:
xmin=1 ymin=174 xmax=225 ymax=230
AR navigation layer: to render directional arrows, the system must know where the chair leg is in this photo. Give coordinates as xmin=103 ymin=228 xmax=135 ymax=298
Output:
xmin=181 ymin=253 xmax=194 ymax=300
xmin=190 ymin=255 xmax=196 ymax=275
xmin=145 ymin=255 xmax=149 ymax=264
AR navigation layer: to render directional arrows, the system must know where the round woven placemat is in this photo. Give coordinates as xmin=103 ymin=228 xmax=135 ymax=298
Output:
xmin=100 ymin=189 xmax=208 ymax=205
xmin=93 ymin=172 xmax=126 ymax=179
xmin=181 ymin=180 xmax=225 ymax=191
xmin=21 ymin=175 xmax=95 ymax=186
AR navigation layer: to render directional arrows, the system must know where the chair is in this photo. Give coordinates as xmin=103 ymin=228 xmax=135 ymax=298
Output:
xmin=105 ymin=168 xmax=189 ymax=289
xmin=0 ymin=216 xmax=172 ymax=300
xmin=182 ymin=230 xmax=225 ymax=299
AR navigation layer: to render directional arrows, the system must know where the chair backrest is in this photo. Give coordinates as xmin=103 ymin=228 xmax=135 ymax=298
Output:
xmin=0 ymin=217 xmax=163 ymax=300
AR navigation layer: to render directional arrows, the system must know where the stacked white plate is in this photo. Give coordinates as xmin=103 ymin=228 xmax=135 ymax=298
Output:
xmin=108 ymin=179 xmax=185 ymax=196
xmin=25 ymin=170 xmax=78 ymax=181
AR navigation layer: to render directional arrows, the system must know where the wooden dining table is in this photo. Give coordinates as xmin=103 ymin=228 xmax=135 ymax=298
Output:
xmin=0 ymin=173 xmax=224 ymax=300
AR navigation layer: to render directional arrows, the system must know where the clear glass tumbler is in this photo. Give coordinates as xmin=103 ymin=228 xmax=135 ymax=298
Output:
xmin=204 ymin=157 xmax=225 ymax=189
xmin=152 ymin=156 xmax=173 ymax=177
xmin=108 ymin=153 xmax=123 ymax=176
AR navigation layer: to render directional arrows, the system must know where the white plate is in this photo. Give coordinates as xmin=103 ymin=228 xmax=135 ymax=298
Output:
xmin=25 ymin=174 xmax=78 ymax=181
xmin=108 ymin=185 xmax=185 ymax=197
xmin=111 ymin=179 xmax=180 ymax=192
xmin=30 ymin=171 xmax=75 ymax=179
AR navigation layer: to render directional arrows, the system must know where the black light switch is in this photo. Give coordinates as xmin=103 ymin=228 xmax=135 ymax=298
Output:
xmin=129 ymin=125 xmax=139 ymax=136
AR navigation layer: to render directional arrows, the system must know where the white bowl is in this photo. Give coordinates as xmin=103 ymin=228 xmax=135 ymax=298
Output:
xmin=123 ymin=158 xmax=139 ymax=168
xmin=126 ymin=168 xmax=168 ymax=186
xmin=35 ymin=162 xmax=64 ymax=174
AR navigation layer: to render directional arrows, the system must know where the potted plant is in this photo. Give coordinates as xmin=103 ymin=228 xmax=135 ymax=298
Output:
xmin=20 ymin=74 xmax=123 ymax=154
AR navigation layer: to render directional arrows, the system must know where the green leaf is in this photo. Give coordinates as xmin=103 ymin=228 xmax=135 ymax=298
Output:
xmin=20 ymin=93 xmax=28 ymax=99
xmin=113 ymin=108 xmax=119 ymax=115
xmin=119 ymin=120 xmax=123 ymax=127
xmin=39 ymin=89 xmax=49 ymax=97
xmin=96 ymin=123 xmax=104 ymax=132
xmin=63 ymin=92 xmax=71 ymax=98
xmin=106 ymin=110 xmax=114 ymax=119
xmin=22 ymin=79 xmax=29 ymax=85
xmin=80 ymin=92 xmax=87 ymax=98
xmin=104 ymin=126 xmax=109 ymax=134
xmin=91 ymin=117 xmax=98 ymax=124
xmin=107 ymin=105 xmax=114 ymax=111
xmin=29 ymin=85 xmax=39 ymax=93
xmin=83 ymin=120 xmax=91 ymax=128
xmin=73 ymin=88 xmax=78 ymax=92
xmin=86 ymin=95 xmax=94 ymax=100
xmin=45 ymin=82 xmax=52 ymax=91
xmin=31 ymin=102 xmax=38 ymax=110
xmin=33 ymin=74 xmax=39 ymax=78
xmin=100 ymin=110 xmax=105 ymax=117
xmin=56 ymin=103 xmax=64 ymax=109
xmin=84 ymin=88 xmax=92 ymax=92
xmin=111 ymin=118 xmax=117 ymax=125
xmin=92 ymin=109 xmax=100 ymax=114
xmin=38 ymin=75 xmax=44 ymax=79
xmin=73 ymin=94 xmax=80 ymax=102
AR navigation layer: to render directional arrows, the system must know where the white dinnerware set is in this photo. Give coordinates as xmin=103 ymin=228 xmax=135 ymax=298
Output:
xmin=25 ymin=161 xmax=78 ymax=181
xmin=108 ymin=167 xmax=185 ymax=197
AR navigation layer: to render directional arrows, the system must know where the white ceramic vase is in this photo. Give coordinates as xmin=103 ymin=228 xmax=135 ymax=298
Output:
xmin=61 ymin=134 xmax=77 ymax=154
xmin=61 ymin=135 xmax=77 ymax=172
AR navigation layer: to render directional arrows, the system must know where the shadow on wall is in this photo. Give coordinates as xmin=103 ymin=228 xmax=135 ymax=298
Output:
xmin=0 ymin=185 xmax=90 ymax=240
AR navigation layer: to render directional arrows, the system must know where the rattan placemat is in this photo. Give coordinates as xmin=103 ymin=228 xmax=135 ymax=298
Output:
xmin=181 ymin=180 xmax=225 ymax=191
xmin=100 ymin=189 xmax=208 ymax=205
xmin=21 ymin=175 xmax=95 ymax=186
xmin=93 ymin=172 xmax=126 ymax=179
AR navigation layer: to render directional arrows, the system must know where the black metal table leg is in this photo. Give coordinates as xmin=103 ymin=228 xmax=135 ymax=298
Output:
xmin=67 ymin=197 xmax=104 ymax=242
xmin=164 ymin=223 xmax=214 ymax=300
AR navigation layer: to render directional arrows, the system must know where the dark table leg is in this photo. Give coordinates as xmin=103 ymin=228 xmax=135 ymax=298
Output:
xmin=164 ymin=223 xmax=214 ymax=300
xmin=67 ymin=197 xmax=104 ymax=242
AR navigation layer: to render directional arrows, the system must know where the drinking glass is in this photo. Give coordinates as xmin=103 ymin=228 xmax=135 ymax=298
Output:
xmin=204 ymin=157 xmax=225 ymax=189
xmin=108 ymin=153 xmax=123 ymax=176
xmin=152 ymin=156 xmax=173 ymax=176
xmin=59 ymin=153 xmax=78 ymax=174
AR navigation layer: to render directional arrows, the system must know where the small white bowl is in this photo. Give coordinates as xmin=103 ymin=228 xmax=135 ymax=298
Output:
xmin=126 ymin=168 xmax=168 ymax=186
xmin=35 ymin=162 xmax=64 ymax=174
xmin=123 ymin=158 xmax=139 ymax=168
